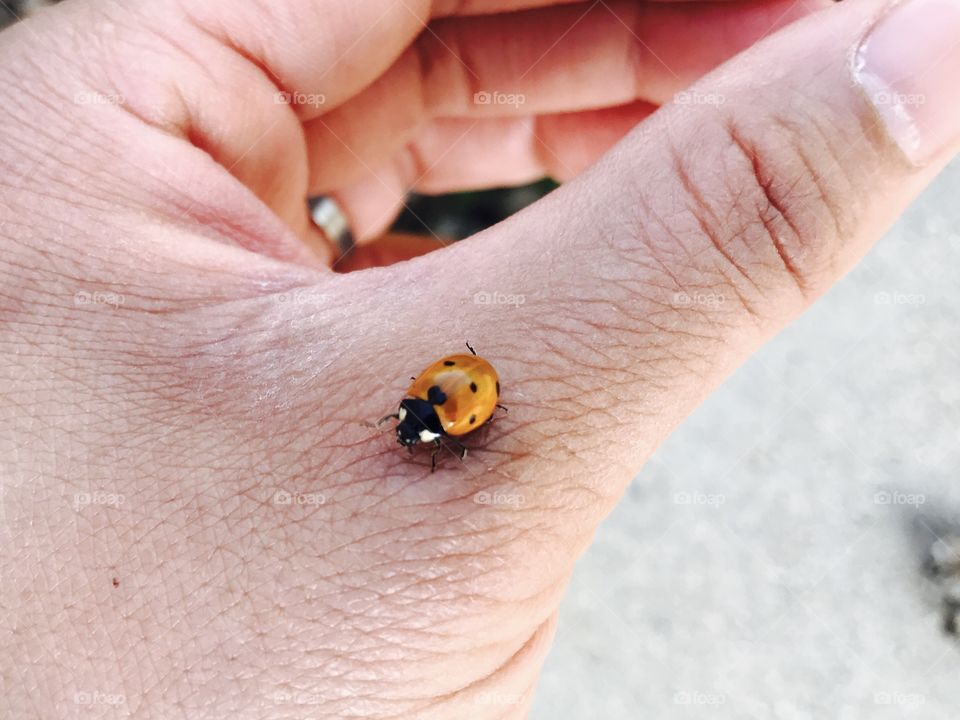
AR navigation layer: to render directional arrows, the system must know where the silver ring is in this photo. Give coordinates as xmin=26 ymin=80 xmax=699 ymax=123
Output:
xmin=308 ymin=196 xmax=354 ymax=254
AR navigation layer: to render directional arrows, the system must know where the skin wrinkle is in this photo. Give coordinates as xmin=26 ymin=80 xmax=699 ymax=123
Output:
xmin=2 ymin=57 xmax=75 ymax=135
xmin=153 ymin=195 xmax=314 ymax=268
xmin=169 ymin=14 xmax=280 ymax=113
xmin=4 ymin=35 xmax=313 ymax=263
xmin=0 ymin=114 xmax=195 ymax=226
xmin=270 ymin=604 xmax=536 ymax=699
xmin=722 ymin=114 xmax=847 ymax=297
xmin=366 ymin=613 xmax=555 ymax=720
xmin=321 ymin=517 xmax=533 ymax=605
xmin=771 ymin=114 xmax=848 ymax=241
xmin=0 ymin=234 xmax=89 ymax=295
xmin=301 ymin=578 xmax=561 ymax=686
xmin=178 ymin=0 xmax=429 ymax=123
xmin=29 ymin=135 xmax=201 ymax=236
xmin=151 ymin=14 xmax=239 ymax=109
xmin=262 ymin=484 xmax=556 ymax=620
xmin=603 ymin=164 xmax=741 ymax=337
xmin=711 ymin=181 xmax=786 ymax=321
xmin=525 ymin=290 xmax=719 ymax=380
xmin=669 ymin=143 xmax=768 ymax=318
xmin=5 ymin=231 xmax=305 ymax=324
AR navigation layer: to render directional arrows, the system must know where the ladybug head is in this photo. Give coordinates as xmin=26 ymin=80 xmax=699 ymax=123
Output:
xmin=396 ymin=398 xmax=443 ymax=447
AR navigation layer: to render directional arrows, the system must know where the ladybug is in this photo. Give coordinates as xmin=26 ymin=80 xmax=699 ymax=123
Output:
xmin=379 ymin=343 xmax=505 ymax=470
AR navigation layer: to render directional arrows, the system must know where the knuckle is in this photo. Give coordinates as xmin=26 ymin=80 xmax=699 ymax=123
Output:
xmin=715 ymin=111 xmax=859 ymax=296
xmin=657 ymin=108 xmax=863 ymax=309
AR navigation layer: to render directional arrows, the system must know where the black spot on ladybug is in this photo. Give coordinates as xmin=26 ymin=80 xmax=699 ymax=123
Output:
xmin=427 ymin=385 xmax=448 ymax=405
xmin=444 ymin=360 xmax=455 ymax=366
xmin=469 ymin=414 xmax=476 ymax=424
xmin=495 ymin=381 xmax=500 ymax=396
xmin=470 ymin=382 xmax=478 ymax=393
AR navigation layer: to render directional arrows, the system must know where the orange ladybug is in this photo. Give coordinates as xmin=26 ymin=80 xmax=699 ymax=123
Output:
xmin=380 ymin=343 xmax=505 ymax=470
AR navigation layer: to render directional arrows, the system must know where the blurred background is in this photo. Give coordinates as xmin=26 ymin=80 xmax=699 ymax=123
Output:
xmin=531 ymin=156 xmax=960 ymax=720
xmin=6 ymin=1 xmax=958 ymax=718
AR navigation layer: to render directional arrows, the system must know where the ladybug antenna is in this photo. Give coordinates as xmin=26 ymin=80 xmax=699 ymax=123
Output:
xmin=376 ymin=413 xmax=399 ymax=427
xmin=361 ymin=417 xmax=396 ymax=434
xmin=465 ymin=341 xmax=477 ymax=356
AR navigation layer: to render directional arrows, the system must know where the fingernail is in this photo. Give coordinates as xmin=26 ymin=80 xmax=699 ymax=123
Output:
xmin=855 ymin=0 xmax=960 ymax=165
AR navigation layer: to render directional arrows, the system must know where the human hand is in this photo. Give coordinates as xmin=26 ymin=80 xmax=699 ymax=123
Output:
xmin=3 ymin=0 xmax=960 ymax=718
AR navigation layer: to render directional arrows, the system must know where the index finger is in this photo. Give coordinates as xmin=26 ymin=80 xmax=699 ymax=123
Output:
xmin=433 ymin=0 xmax=783 ymax=15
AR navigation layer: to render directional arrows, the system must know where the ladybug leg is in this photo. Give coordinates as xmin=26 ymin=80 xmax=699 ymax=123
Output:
xmin=446 ymin=437 xmax=468 ymax=461
xmin=483 ymin=407 xmax=507 ymax=427
xmin=465 ymin=341 xmax=477 ymax=356
xmin=431 ymin=441 xmax=443 ymax=472
xmin=496 ymin=404 xmax=508 ymax=413
xmin=377 ymin=413 xmax=400 ymax=426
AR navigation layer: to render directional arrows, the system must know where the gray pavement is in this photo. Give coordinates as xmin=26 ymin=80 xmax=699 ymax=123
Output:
xmin=532 ymin=159 xmax=960 ymax=719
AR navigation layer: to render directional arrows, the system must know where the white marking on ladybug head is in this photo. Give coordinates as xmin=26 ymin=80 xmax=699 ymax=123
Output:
xmin=398 ymin=407 xmax=407 ymax=421
xmin=419 ymin=429 xmax=440 ymax=442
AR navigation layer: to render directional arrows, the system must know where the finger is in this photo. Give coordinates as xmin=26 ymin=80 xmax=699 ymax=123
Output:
xmin=536 ymin=102 xmax=658 ymax=181
xmin=433 ymin=0 xmax=778 ymax=16
xmin=306 ymin=0 xmax=827 ymax=191
xmin=177 ymin=0 xmax=431 ymax=115
xmin=429 ymin=0 xmax=830 ymax=113
xmin=433 ymin=0 xmax=588 ymax=15
xmin=313 ymin=100 xmax=655 ymax=205
xmin=444 ymin=0 xmax=960 ymax=488
xmin=324 ymin=102 xmax=654 ymax=242
xmin=410 ymin=103 xmax=656 ymax=188
xmin=319 ymin=0 xmax=960 ymax=523
xmin=55 ymin=0 xmax=817 ymax=268
xmin=36 ymin=0 xmax=438 ymax=269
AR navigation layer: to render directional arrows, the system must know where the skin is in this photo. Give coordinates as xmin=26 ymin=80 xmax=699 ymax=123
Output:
xmin=1 ymin=0 xmax=958 ymax=718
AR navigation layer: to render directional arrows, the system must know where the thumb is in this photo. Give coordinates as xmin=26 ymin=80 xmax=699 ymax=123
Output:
xmin=433 ymin=0 xmax=960 ymax=489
